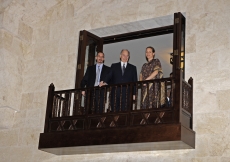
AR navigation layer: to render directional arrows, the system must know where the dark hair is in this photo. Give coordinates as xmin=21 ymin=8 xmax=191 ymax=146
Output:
xmin=96 ymin=51 xmax=104 ymax=57
xmin=145 ymin=46 xmax=155 ymax=61
xmin=146 ymin=46 xmax=155 ymax=53
xmin=120 ymin=49 xmax=130 ymax=56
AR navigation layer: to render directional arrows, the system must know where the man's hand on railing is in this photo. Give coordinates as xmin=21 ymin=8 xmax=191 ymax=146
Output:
xmin=81 ymin=91 xmax=85 ymax=96
xmin=99 ymin=81 xmax=107 ymax=87
xmin=133 ymin=95 xmax=136 ymax=100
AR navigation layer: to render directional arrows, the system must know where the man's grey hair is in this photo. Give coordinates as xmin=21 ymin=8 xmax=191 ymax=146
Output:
xmin=120 ymin=49 xmax=130 ymax=56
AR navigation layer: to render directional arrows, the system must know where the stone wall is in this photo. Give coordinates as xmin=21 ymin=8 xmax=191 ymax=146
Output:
xmin=0 ymin=0 xmax=230 ymax=161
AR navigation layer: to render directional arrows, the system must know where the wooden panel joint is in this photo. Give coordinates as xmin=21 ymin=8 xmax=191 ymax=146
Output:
xmin=174 ymin=49 xmax=178 ymax=56
xmin=77 ymin=64 xmax=81 ymax=70
xmin=175 ymin=18 xmax=179 ymax=24
xmin=80 ymin=35 xmax=83 ymax=41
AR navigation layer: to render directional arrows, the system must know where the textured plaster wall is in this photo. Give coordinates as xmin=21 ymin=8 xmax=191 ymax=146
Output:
xmin=0 ymin=1 xmax=31 ymax=128
xmin=0 ymin=0 xmax=230 ymax=161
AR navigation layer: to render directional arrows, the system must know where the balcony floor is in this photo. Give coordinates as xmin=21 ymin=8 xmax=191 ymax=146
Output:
xmin=39 ymin=123 xmax=195 ymax=155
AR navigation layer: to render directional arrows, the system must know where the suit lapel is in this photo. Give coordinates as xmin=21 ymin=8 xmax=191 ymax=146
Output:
xmin=116 ymin=62 xmax=123 ymax=77
xmin=92 ymin=65 xmax=96 ymax=80
xmin=100 ymin=65 xmax=105 ymax=80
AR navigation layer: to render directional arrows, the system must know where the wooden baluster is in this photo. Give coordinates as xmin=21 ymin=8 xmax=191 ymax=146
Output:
xmin=185 ymin=84 xmax=189 ymax=111
xmin=129 ymin=84 xmax=134 ymax=111
xmin=147 ymin=82 xmax=149 ymax=109
xmin=55 ymin=95 xmax=59 ymax=117
xmin=72 ymin=92 xmax=76 ymax=115
xmin=54 ymin=95 xmax=58 ymax=117
xmin=154 ymin=81 xmax=157 ymax=108
xmin=76 ymin=91 xmax=81 ymax=115
xmin=103 ymin=87 xmax=106 ymax=113
xmin=182 ymin=84 xmax=184 ymax=109
xmin=92 ymin=88 xmax=96 ymax=114
xmin=84 ymin=89 xmax=90 ymax=130
xmin=186 ymin=85 xmax=188 ymax=109
xmin=97 ymin=88 xmax=100 ymax=113
xmin=87 ymin=89 xmax=91 ymax=115
xmin=84 ymin=90 xmax=87 ymax=115
xmin=152 ymin=81 xmax=155 ymax=109
xmin=135 ymin=83 xmax=138 ymax=110
xmin=183 ymin=83 xmax=185 ymax=109
xmin=157 ymin=81 xmax=160 ymax=108
xmin=120 ymin=85 xmax=122 ymax=112
xmin=114 ymin=86 xmax=117 ymax=112
xmin=140 ymin=83 xmax=143 ymax=109
xmin=171 ymin=79 xmax=174 ymax=107
xmin=164 ymin=80 xmax=167 ymax=107
xmin=75 ymin=91 xmax=80 ymax=115
xmin=67 ymin=92 xmax=71 ymax=116
xmin=188 ymin=86 xmax=190 ymax=110
xmin=108 ymin=87 xmax=111 ymax=112
xmin=125 ymin=85 xmax=128 ymax=111
xmin=64 ymin=93 xmax=67 ymax=116
xmin=58 ymin=93 xmax=62 ymax=117
xmin=62 ymin=92 xmax=67 ymax=116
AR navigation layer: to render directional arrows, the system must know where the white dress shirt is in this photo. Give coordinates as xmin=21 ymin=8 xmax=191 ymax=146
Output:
xmin=95 ymin=63 xmax=103 ymax=86
xmin=121 ymin=61 xmax=127 ymax=68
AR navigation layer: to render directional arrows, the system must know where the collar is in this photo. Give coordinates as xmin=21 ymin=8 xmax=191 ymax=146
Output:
xmin=121 ymin=61 xmax=127 ymax=66
xmin=147 ymin=59 xmax=154 ymax=64
xmin=96 ymin=63 xmax=103 ymax=68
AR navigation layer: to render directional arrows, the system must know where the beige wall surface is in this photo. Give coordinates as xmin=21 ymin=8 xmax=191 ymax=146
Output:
xmin=0 ymin=0 xmax=230 ymax=161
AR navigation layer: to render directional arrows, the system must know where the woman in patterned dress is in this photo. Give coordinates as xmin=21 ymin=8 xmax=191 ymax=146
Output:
xmin=140 ymin=46 xmax=164 ymax=109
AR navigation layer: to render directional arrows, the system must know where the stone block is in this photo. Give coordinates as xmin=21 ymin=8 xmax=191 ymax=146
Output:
xmin=10 ymin=146 xmax=33 ymax=162
xmin=0 ymin=107 xmax=16 ymax=129
xmin=0 ymin=128 xmax=19 ymax=146
xmin=196 ymin=30 xmax=229 ymax=53
xmin=217 ymin=89 xmax=230 ymax=111
xmin=18 ymin=21 xmax=33 ymax=42
xmin=194 ymin=112 xmax=229 ymax=136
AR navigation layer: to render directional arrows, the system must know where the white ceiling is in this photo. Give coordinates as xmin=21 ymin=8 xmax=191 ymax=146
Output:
xmin=89 ymin=14 xmax=174 ymax=37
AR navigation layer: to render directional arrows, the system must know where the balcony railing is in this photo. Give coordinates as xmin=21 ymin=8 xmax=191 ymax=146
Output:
xmin=44 ymin=78 xmax=177 ymax=132
xmin=39 ymin=72 xmax=195 ymax=155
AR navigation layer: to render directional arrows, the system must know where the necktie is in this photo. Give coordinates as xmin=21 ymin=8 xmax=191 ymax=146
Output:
xmin=122 ymin=63 xmax=126 ymax=75
xmin=95 ymin=65 xmax=100 ymax=86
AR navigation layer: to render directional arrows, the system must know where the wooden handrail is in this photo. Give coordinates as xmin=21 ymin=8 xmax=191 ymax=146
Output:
xmin=54 ymin=78 xmax=173 ymax=93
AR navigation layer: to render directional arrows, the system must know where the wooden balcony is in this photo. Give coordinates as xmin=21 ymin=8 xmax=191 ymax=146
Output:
xmin=38 ymin=74 xmax=195 ymax=155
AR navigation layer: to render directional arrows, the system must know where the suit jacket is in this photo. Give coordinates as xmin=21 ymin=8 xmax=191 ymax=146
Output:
xmin=104 ymin=62 xmax=137 ymax=84
xmin=80 ymin=64 xmax=111 ymax=88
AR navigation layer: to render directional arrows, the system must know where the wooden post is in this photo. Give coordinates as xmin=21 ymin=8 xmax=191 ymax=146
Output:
xmin=188 ymin=77 xmax=193 ymax=129
xmin=44 ymin=83 xmax=55 ymax=133
xmin=173 ymin=69 xmax=182 ymax=123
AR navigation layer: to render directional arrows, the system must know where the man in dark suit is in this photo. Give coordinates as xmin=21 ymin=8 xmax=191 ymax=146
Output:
xmin=100 ymin=49 xmax=137 ymax=112
xmin=81 ymin=52 xmax=110 ymax=114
